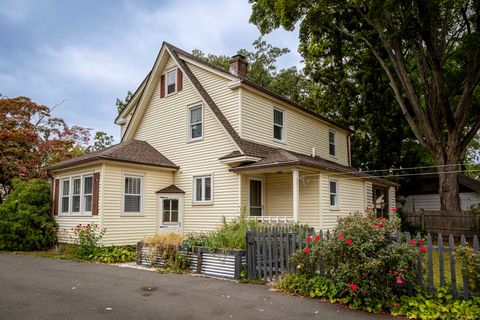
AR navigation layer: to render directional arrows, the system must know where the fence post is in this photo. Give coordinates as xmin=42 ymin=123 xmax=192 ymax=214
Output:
xmin=273 ymin=226 xmax=279 ymax=281
xmin=246 ymin=230 xmax=253 ymax=280
xmin=427 ymin=233 xmax=434 ymax=294
xmin=461 ymin=235 xmax=469 ymax=299
xmin=136 ymin=241 xmax=143 ymax=265
xmin=279 ymin=226 xmax=285 ymax=273
xmin=438 ymin=234 xmax=445 ymax=288
xmin=449 ymin=235 xmax=458 ymax=298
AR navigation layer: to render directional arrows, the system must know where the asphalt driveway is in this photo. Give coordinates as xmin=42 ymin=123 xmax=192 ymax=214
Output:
xmin=0 ymin=254 xmax=393 ymax=320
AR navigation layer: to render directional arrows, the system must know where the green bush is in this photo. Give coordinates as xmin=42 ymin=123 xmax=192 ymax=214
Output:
xmin=391 ymin=287 xmax=480 ymax=319
xmin=0 ymin=178 xmax=58 ymax=251
xmin=199 ymin=211 xmax=260 ymax=250
xmin=455 ymin=246 xmax=480 ymax=292
xmin=290 ymin=211 xmax=418 ymax=312
xmin=92 ymin=246 xmax=136 ymax=263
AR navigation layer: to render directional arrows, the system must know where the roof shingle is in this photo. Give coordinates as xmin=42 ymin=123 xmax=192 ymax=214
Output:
xmin=47 ymin=140 xmax=178 ymax=171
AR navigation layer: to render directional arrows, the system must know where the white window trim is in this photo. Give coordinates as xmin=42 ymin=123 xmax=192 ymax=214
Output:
xmin=329 ymin=130 xmax=336 ymax=157
xmin=192 ymin=173 xmax=214 ymax=205
xmin=165 ymin=68 xmax=177 ymax=96
xmin=58 ymin=173 xmax=94 ymax=216
xmin=83 ymin=175 xmax=93 ymax=214
xmin=187 ymin=103 xmax=204 ymax=142
xmin=122 ymin=173 xmax=145 ymax=216
xmin=273 ymin=107 xmax=286 ymax=142
xmin=329 ymin=179 xmax=339 ymax=209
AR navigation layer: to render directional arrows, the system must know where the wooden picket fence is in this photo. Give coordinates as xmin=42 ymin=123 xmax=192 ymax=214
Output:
xmin=246 ymin=226 xmax=480 ymax=299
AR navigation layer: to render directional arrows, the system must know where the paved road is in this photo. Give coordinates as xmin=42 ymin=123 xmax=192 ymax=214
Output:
xmin=0 ymin=254 xmax=393 ymax=320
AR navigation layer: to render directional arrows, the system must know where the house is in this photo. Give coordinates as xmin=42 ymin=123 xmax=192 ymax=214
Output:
xmin=397 ymin=173 xmax=480 ymax=213
xmin=47 ymin=42 xmax=397 ymax=245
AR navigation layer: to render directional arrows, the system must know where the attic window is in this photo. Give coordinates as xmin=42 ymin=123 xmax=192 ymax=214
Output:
xmin=166 ymin=69 xmax=177 ymax=95
xmin=329 ymin=131 xmax=336 ymax=156
xmin=273 ymin=108 xmax=284 ymax=141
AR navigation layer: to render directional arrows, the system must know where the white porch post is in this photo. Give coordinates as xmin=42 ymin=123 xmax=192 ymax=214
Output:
xmin=292 ymin=169 xmax=299 ymax=222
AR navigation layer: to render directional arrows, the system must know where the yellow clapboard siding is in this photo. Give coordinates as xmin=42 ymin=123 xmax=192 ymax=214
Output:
xmin=240 ymin=89 xmax=349 ymax=166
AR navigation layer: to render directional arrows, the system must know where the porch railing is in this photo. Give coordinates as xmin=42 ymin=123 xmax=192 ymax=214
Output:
xmin=247 ymin=216 xmax=295 ymax=223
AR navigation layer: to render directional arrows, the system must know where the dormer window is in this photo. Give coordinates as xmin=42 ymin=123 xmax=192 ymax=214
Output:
xmin=329 ymin=131 xmax=336 ymax=156
xmin=166 ymin=69 xmax=177 ymax=95
xmin=273 ymin=108 xmax=284 ymax=141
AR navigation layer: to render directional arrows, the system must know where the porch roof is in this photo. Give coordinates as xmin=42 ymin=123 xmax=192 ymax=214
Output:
xmin=156 ymin=185 xmax=185 ymax=194
xmin=47 ymin=140 xmax=179 ymax=171
xmin=228 ymin=144 xmax=398 ymax=187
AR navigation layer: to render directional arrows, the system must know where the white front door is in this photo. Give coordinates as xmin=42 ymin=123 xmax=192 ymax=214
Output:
xmin=158 ymin=194 xmax=184 ymax=233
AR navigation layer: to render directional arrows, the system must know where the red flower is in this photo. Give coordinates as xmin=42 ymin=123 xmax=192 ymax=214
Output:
xmin=376 ymin=224 xmax=383 ymax=228
xmin=392 ymin=271 xmax=398 ymax=276
xmin=350 ymin=283 xmax=359 ymax=291
xmin=345 ymin=239 xmax=353 ymax=245
xmin=314 ymin=235 xmax=321 ymax=241
xmin=391 ymin=207 xmax=397 ymax=213
xmin=338 ymin=234 xmax=344 ymax=239
xmin=418 ymin=239 xmax=424 ymax=245
xmin=420 ymin=246 xmax=427 ymax=252
xmin=379 ymin=217 xmax=387 ymax=222
xmin=353 ymin=293 xmax=358 ymax=297
xmin=303 ymin=247 xmax=310 ymax=254
xmin=410 ymin=240 xmax=416 ymax=245
xmin=305 ymin=236 xmax=312 ymax=243
xmin=396 ymin=277 xmax=405 ymax=284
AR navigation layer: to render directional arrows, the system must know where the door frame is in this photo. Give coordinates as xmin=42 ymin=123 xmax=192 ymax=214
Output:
xmin=157 ymin=193 xmax=184 ymax=233
xmin=247 ymin=177 xmax=264 ymax=216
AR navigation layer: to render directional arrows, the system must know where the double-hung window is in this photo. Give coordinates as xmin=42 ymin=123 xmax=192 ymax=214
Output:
xmin=61 ymin=179 xmax=70 ymax=213
xmin=166 ymin=69 xmax=176 ymax=95
xmin=273 ymin=108 xmax=284 ymax=141
xmin=188 ymin=104 xmax=203 ymax=141
xmin=330 ymin=180 xmax=339 ymax=208
xmin=59 ymin=174 xmax=93 ymax=215
xmin=83 ymin=175 xmax=93 ymax=213
xmin=124 ymin=175 xmax=143 ymax=214
xmin=193 ymin=175 xmax=212 ymax=203
xmin=72 ymin=177 xmax=81 ymax=213
xmin=329 ymin=131 xmax=336 ymax=156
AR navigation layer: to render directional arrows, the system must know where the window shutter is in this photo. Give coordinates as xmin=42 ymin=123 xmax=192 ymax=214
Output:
xmin=160 ymin=74 xmax=165 ymax=98
xmin=177 ymin=69 xmax=183 ymax=92
xmin=92 ymin=172 xmax=100 ymax=215
xmin=53 ymin=178 xmax=59 ymax=216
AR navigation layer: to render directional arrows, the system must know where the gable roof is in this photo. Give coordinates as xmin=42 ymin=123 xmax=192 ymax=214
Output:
xmin=47 ymin=140 xmax=178 ymax=171
xmin=398 ymin=173 xmax=480 ymax=195
xmin=156 ymin=185 xmax=185 ymax=194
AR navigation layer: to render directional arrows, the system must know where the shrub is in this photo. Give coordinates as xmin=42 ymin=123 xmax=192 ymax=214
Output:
xmin=93 ymin=246 xmax=136 ymax=263
xmin=0 ymin=178 xmax=58 ymax=251
xmin=143 ymin=232 xmax=189 ymax=272
xmin=455 ymin=245 xmax=480 ymax=292
xmin=73 ymin=223 xmax=106 ymax=259
xmin=293 ymin=211 xmax=418 ymax=312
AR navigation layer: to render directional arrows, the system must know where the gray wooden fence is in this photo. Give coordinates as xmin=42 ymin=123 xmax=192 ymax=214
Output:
xmin=405 ymin=210 xmax=478 ymax=238
xmin=246 ymin=227 xmax=479 ymax=299
xmin=246 ymin=225 xmax=314 ymax=281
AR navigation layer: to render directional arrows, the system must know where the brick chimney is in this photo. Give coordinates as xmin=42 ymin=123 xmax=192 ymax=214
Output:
xmin=229 ymin=54 xmax=248 ymax=78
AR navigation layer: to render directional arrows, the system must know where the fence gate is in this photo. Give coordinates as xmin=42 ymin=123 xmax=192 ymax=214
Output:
xmin=246 ymin=225 xmax=314 ymax=281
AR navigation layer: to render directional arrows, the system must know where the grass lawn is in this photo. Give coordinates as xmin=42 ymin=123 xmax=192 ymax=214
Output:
xmin=3 ymin=244 xmax=81 ymax=261
xmin=421 ymin=250 xmax=464 ymax=291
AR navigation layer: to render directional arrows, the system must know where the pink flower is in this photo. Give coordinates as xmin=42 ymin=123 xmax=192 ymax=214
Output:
xmin=396 ymin=277 xmax=405 ymax=284
xmin=338 ymin=234 xmax=344 ymax=239
xmin=305 ymin=236 xmax=312 ymax=243
xmin=314 ymin=235 xmax=321 ymax=241
xmin=418 ymin=239 xmax=424 ymax=245
xmin=410 ymin=240 xmax=416 ymax=245
xmin=303 ymin=247 xmax=310 ymax=254
xmin=420 ymin=247 xmax=427 ymax=252
xmin=391 ymin=207 xmax=397 ymax=213
xmin=379 ymin=217 xmax=387 ymax=222
xmin=345 ymin=239 xmax=353 ymax=245
xmin=376 ymin=224 xmax=383 ymax=228
xmin=351 ymin=283 xmax=359 ymax=291
xmin=392 ymin=271 xmax=398 ymax=276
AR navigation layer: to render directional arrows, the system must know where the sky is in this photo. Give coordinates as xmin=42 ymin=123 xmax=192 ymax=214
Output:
xmin=0 ymin=0 xmax=301 ymax=142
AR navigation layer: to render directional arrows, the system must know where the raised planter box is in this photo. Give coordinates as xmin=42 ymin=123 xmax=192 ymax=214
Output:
xmin=136 ymin=242 xmax=246 ymax=280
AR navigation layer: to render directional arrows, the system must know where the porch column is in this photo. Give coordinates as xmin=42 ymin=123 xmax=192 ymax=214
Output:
xmin=292 ymin=169 xmax=299 ymax=222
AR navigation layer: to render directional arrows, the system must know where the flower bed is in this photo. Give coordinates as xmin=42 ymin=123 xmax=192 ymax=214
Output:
xmin=136 ymin=242 xmax=246 ymax=280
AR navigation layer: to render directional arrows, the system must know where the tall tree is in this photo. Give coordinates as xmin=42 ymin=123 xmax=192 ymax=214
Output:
xmin=250 ymin=0 xmax=480 ymax=213
xmin=85 ymin=131 xmax=114 ymax=153
xmin=116 ymin=91 xmax=133 ymax=115
xmin=0 ymin=96 xmax=90 ymax=202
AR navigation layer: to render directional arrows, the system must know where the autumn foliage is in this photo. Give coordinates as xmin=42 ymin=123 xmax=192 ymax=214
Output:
xmin=0 ymin=96 xmax=90 ymax=202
